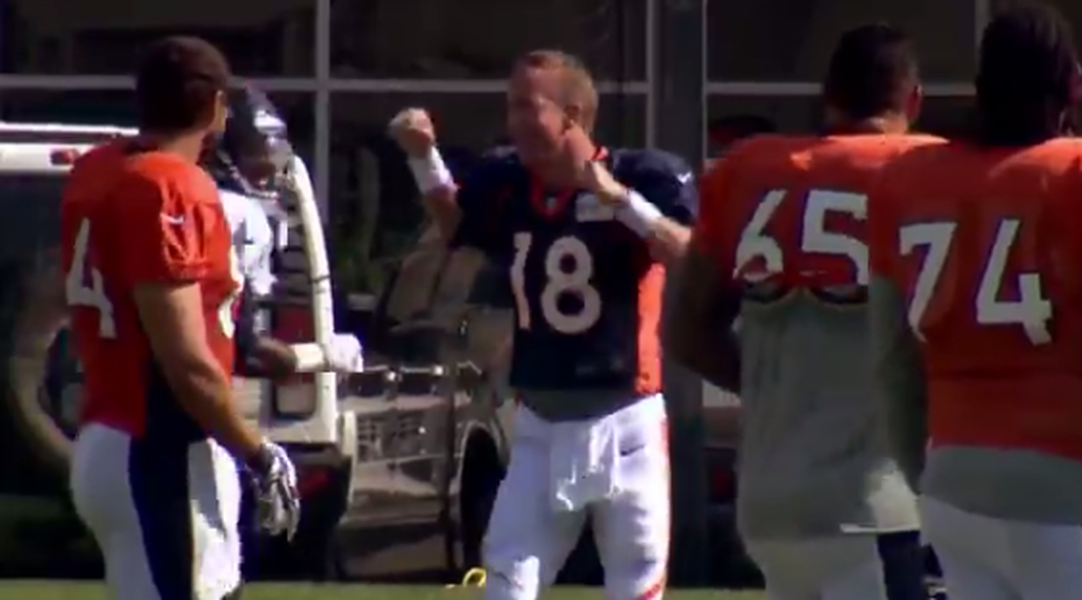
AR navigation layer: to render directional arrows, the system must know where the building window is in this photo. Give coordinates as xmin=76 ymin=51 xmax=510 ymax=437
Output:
xmin=708 ymin=0 xmax=977 ymax=82
xmin=2 ymin=0 xmax=315 ymax=76
xmin=329 ymin=0 xmax=646 ymax=81
xmin=0 ymin=89 xmax=136 ymax=124
xmin=327 ymin=91 xmax=645 ymax=294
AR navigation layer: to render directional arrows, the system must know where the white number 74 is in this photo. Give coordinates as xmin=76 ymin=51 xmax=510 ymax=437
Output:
xmin=899 ymin=218 xmax=1052 ymax=344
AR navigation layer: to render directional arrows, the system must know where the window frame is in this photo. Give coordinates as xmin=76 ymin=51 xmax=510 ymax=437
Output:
xmin=0 ymin=0 xmax=989 ymax=218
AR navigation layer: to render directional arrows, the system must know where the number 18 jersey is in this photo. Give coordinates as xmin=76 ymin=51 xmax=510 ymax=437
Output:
xmin=61 ymin=141 xmax=241 ymax=443
xmin=452 ymin=147 xmax=697 ymax=394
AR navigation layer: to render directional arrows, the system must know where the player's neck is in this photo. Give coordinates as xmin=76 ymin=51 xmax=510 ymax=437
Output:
xmin=823 ymin=112 xmax=909 ymax=136
xmin=136 ymin=130 xmax=207 ymax=163
xmin=537 ymin=137 xmax=601 ymax=189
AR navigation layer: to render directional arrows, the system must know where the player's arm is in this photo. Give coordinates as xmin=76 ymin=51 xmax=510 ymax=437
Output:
xmin=869 ymin=276 xmax=927 ymax=491
xmin=231 ymin=211 xmax=302 ymax=379
xmin=234 ymin=296 xmax=363 ymax=377
xmin=664 ymin=161 xmax=742 ymax=391
xmin=868 ymin=185 xmax=927 ymax=492
xmin=667 ymin=251 xmax=742 ymax=391
xmin=389 ymin=108 xmax=463 ymax=242
xmin=402 ymin=152 xmax=504 ymax=254
xmin=125 ymin=177 xmax=264 ymax=463
xmin=589 ymin=153 xmax=698 ymax=263
xmin=233 ymin=288 xmax=298 ymax=379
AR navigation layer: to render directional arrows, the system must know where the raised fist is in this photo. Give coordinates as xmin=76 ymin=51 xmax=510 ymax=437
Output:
xmin=389 ymin=108 xmax=437 ymax=158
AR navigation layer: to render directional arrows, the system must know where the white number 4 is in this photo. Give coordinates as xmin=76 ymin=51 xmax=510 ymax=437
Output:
xmin=900 ymin=218 xmax=1052 ymax=344
xmin=66 ymin=219 xmax=117 ymax=338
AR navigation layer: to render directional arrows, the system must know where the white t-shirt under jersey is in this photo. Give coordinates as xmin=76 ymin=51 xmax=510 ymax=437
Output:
xmin=219 ymin=188 xmax=276 ymax=298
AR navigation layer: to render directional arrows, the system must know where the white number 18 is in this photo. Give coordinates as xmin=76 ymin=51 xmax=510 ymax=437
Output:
xmin=510 ymin=232 xmax=602 ymax=334
xmin=900 ymin=218 xmax=1052 ymax=344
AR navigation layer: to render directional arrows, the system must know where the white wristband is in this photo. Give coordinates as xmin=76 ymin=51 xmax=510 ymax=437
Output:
xmin=290 ymin=343 xmax=327 ymax=373
xmin=616 ymin=189 xmax=663 ymax=237
xmin=407 ymin=147 xmax=455 ymax=193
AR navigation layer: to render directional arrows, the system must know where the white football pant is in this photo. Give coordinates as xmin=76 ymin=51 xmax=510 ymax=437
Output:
xmin=745 ymin=531 xmax=925 ymax=600
xmin=921 ymin=495 xmax=1082 ymax=600
xmin=483 ymin=394 xmax=670 ymax=600
xmin=70 ymin=423 xmax=243 ymax=600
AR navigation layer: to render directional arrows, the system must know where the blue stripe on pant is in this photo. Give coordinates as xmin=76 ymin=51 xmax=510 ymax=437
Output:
xmin=128 ymin=437 xmax=196 ymax=599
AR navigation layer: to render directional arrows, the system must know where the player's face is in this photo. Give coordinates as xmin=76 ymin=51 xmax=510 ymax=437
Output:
xmin=506 ymin=67 xmax=570 ymax=167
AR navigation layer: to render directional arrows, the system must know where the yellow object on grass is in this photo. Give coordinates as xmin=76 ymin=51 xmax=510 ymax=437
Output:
xmin=444 ymin=567 xmax=487 ymax=589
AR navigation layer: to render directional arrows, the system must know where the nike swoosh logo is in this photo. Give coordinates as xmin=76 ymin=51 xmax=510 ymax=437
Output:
xmin=161 ymin=214 xmax=185 ymax=225
xmin=677 ymin=172 xmax=693 ymax=184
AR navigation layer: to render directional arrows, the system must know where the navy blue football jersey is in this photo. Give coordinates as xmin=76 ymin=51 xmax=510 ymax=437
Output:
xmin=451 ymin=147 xmax=698 ymax=392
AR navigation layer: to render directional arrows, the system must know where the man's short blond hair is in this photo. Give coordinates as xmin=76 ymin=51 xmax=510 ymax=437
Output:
xmin=514 ymin=49 xmax=599 ymax=131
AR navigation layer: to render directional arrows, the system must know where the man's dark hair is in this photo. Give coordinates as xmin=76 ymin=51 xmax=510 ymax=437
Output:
xmin=135 ymin=36 xmax=231 ymax=133
xmin=975 ymin=2 xmax=1079 ymax=146
xmin=823 ymin=23 xmax=918 ymax=120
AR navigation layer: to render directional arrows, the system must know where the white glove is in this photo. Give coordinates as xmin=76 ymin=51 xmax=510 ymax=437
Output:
xmin=324 ymin=333 xmax=364 ymax=373
xmin=247 ymin=441 xmax=301 ymax=540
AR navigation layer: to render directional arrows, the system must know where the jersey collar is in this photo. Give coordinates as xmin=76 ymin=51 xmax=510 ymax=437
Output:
xmin=528 ymin=146 xmax=609 ymax=219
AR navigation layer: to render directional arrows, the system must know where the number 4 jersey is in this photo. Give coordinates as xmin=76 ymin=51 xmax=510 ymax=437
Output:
xmin=869 ymin=138 xmax=1082 ymax=523
xmin=451 ymin=147 xmax=697 ymax=396
xmin=60 ymin=141 xmax=241 ymax=442
xmin=695 ymin=132 xmax=941 ymax=539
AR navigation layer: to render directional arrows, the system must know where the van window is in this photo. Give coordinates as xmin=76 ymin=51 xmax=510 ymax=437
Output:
xmin=0 ymin=172 xmax=65 ymax=202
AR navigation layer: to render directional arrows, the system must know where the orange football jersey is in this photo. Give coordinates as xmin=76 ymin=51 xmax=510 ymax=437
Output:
xmin=60 ymin=140 xmax=241 ymax=440
xmin=695 ymin=133 xmax=941 ymax=293
xmin=869 ymin=138 xmax=1082 ymax=460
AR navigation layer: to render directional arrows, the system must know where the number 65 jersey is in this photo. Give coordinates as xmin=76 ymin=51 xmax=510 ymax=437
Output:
xmin=696 ymin=133 xmax=940 ymax=539
xmin=451 ymin=147 xmax=697 ymax=395
xmin=869 ymin=139 xmax=1082 ymax=519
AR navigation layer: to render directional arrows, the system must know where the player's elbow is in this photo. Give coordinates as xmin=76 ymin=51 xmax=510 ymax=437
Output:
xmin=132 ymin=283 xmax=231 ymax=403
xmin=422 ymin=186 xmax=463 ymax=242
xmin=648 ymin=221 xmax=693 ymax=263
xmin=664 ymin=305 xmax=702 ymax=369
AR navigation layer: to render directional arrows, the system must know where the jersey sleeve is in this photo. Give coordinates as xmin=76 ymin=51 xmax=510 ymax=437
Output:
xmin=118 ymin=170 xmax=223 ymax=285
xmin=627 ymin=150 xmax=699 ymax=225
xmin=449 ymin=156 xmax=510 ymax=255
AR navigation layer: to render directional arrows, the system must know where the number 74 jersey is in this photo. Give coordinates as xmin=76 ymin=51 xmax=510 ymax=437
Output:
xmin=868 ymin=138 xmax=1082 ymax=457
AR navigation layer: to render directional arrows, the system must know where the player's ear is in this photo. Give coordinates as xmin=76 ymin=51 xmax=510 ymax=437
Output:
xmin=209 ymin=90 xmax=229 ymax=134
xmin=563 ymin=102 xmax=584 ymax=131
xmin=905 ymin=83 xmax=923 ymax=124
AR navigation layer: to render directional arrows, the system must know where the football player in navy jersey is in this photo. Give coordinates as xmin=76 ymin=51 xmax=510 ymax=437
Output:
xmin=391 ymin=49 xmax=697 ymax=600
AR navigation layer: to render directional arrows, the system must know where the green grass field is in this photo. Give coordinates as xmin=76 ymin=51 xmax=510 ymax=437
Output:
xmin=0 ymin=582 xmax=764 ymax=600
